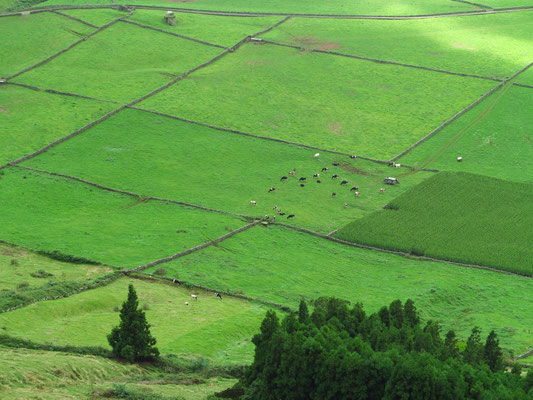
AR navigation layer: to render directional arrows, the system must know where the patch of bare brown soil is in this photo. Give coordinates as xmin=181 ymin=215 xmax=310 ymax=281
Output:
xmin=291 ymin=36 xmax=340 ymax=51
xmin=328 ymin=122 xmax=345 ymax=136
xmin=0 ymin=105 xmax=9 ymax=113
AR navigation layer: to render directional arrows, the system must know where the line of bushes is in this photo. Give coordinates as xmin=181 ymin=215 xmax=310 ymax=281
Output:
xmin=36 ymin=249 xmax=102 ymax=265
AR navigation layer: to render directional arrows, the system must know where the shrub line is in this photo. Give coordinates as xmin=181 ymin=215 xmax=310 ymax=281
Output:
xmin=6 ymin=81 xmax=119 ymax=104
xmin=272 ymin=222 xmax=533 ymax=279
xmin=389 ymin=61 xmax=533 ymax=162
xmin=130 ymin=272 xmax=292 ymax=312
xmin=127 ymin=221 xmax=262 ymax=273
xmin=12 ymin=165 xmax=254 ymax=220
xmin=255 ymin=39 xmax=502 ymax=82
xmin=514 ymin=82 xmax=533 ymax=90
xmin=6 ymin=11 xmax=133 ymax=81
xmin=121 ymin=19 xmax=228 ymax=49
xmin=450 ymin=0 xmax=493 ymax=10
xmin=251 ymin=15 xmax=291 ymax=37
xmin=52 ymin=9 xmax=99 ymax=27
xmin=515 ymin=348 xmax=533 ymax=361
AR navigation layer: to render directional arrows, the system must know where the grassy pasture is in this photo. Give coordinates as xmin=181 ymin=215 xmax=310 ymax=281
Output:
xmin=477 ymin=0 xmax=533 ymax=7
xmin=399 ymin=85 xmax=533 ymax=182
xmin=335 ymin=171 xmax=533 ymax=275
xmin=0 ymin=12 xmax=93 ymax=77
xmin=145 ymin=224 xmax=533 ymax=356
xmin=0 ymin=276 xmax=271 ymax=364
xmin=262 ymin=12 xmax=533 ymax=80
xmin=0 ymin=243 xmax=114 ymax=292
xmin=0 ymin=167 xmax=244 ymax=267
xmin=0 ymin=347 xmax=236 ymax=399
xmin=140 ymin=42 xmax=496 ymax=159
xmin=61 ymin=8 xmax=127 ymax=26
xmin=517 ymin=67 xmax=533 ymax=86
xmin=14 ymin=21 xmax=222 ymax=103
xmin=0 ymin=84 xmax=115 ymax=165
xmin=24 ymin=108 xmax=433 ymax=233
xmin=130 ymin=10 xmax=280 ymax=47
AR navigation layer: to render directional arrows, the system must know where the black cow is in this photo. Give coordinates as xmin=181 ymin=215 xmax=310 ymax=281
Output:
xmin=350 ymin=155 xmax=356 ymax=159
xmin=332 ymin=174 xmax=339 ymax=179
xmin=333 ymin=162 xmax=340 ymax=166
xmin=215 ymin=292 xmax=222 ymax=299
xmin=279 ymin=212 xmax=286 ymax=216
xmin=350 ymin=186 xmax=359 ymax=191
xmin=299 ymin=177 xmax=306 ymax=181
xmin=268 ymin=187 xmax=276 ymax=192
xmin=341 ymin=180 xmax=348 ymax=185
xmin=317 ymin=180 xmax=321 ymax=183
xmin=300 ymin=183 xmax=305 ymax=187
xmin=321 ymin=167 xmax=329 ymax=172
xmin=332 ymin=193 xmax=336 ymax=197
xmin=280 ymin=176 xmax=288 ymax=181
xmin=287 ymin=214 xmax=295 ymax=219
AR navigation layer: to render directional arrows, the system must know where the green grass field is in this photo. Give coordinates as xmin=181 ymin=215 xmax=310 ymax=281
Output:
xmin=399 ymin=85 xmax=533 ymax=182
xmin=0 ymin=12 xmax=93 ymax=77
xmin=130 ymin=10 xmax=280 ymax=47
xmin=0 ymin=167 xmax=245 ymax=267
xmin=145 ymin=224 xmax=533 ymax=356
xmin=0 ymin=276 xmax=272 ymax=364
xmin=0 ymin=243 xmax=113 ymax=291
xmin=517 ymin=66 xmax=533 ymax=86
xmin=14 ymin=21 xmax=223 ymax=103
xmin=61 ymin=8 xmax=127 ymax=26
xmin=0 ymin=84 xmax=115 ymax=165
xmin=261 ymin=12 xmax=533 ymax=79
xmin=335 ymin=171 xmax=533 ymax=275
xmin=140 ymin=42 xmax=496 ymax=159
xmin=23 ymin=108 xmax=433 ymax=233
xmin=0 ymin=347 xmax=236 ymax=399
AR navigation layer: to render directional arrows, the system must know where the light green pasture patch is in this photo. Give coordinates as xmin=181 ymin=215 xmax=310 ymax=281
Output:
xmin=517 ymin=66 xmax=533 ymax=86
xmin=0 ymin=167 xmax=244 ymax=267
xmin=335 ymin=172 xmax=533 ymax=276
xmin=478 ymin=0 xmax=533 ymax=7
xmin=0 ymin=84 xmax=115 ymax=165
xmin=140 ymin=43 xmax=496 ymax=159
xmin=400 ymin=85 xmax=533 ymax=182
xmin=15 ymin=21 xmax=222 ymax=103
xmin=148 ymin=224 xmax=533 ymax=355
xmin=0 ymin=277 xmax=270 ymax=364
xmin=61 ymin=8 xmax=127 ymax=26
xmin=0 ymin=12 xmax=93 ymax=77
xmin=130 ymin=10 xmax=280 ymax=47
xmin=24 ymin=108 xmax=433 ymax=233
xmin=262 ymin=13 xmax=533 ymax=79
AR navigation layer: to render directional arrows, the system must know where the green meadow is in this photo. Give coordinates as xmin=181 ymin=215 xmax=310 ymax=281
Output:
xmin=140 ymin=42 xmax=496 ymax=159
xmin=517 ymin=66 xmax=533 ymax=86
xmin=145 ymin=224 xmax=533 ymax=356
xmin=0 ymin=84 xmax=115 ymax=165
xmin=0 ymin=12 xmax=93 ymax=77
xmin=15 ymin=21 xmax=222 ymax=103
xmin=0 ymin=167 xmax=244 ymax=267
xmin=336 ymin=171 xmax=533 ymax=275
xmin=0 ymin=276 xmax=271 ymax=364
xmin=23 ymin=108 xmax=432 ymax=233
xmin=399 ymin=85 xmax=533 ymax=182
xmin=262 ymin=12 xmax=533 ymax=79
xmin=62 ymin=8 xmax=127 ymax=25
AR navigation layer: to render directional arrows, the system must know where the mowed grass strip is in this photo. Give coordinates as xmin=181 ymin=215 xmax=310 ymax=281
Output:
xmin=129 ymin=10 xmax=280 ymax=48
xmin=335 ymin=171 xmax=533 ymax=275
xmin=0 ymin=243 xmax=114 ymax=292
xmin=14 ymin=21 xmax=223 ymax=103
xmin=0 ymin=12 xmax=94 ymax=77
xmin=0 ymin=277 xmax=271 ymax=364
xmin=0 ymin=84 xmax=115 ymax=166
xmin=146 ymin=224 xmax=533 ymax=355
xmin=0 ymin=167 xmax=244 ymax=267
xmin=140 ymin=42 xmax=496 ymax=159
xmin=262 ymin=13 xmax=533 ymax=80
xmin=61 ymin=9 xmax=127 ymax=26
xmin=399 ymin=85 xmax=533 ymax=182
xmin=24 ymin=108 xmax=432 ymax=233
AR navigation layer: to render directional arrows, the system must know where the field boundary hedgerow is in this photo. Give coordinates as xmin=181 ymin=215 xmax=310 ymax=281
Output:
xmin=52 ymin=9 xmax=99 ymax=27
xmin=450 ymin=0 xmax=493 ymax=10
xmin=13 ymin=165 xmax=256 ymax=220
xmin=390 ymin=60 xmax=533 ymax=162
xmin=5 ymin=81 xmax=119 ymax=103
xmin=514 ymin=83 xmax=533 ymax=89
xmin=253 ymin=39 xmax=502 ymax=82
xmin=127 ymin=221 xmax=262 ymax=273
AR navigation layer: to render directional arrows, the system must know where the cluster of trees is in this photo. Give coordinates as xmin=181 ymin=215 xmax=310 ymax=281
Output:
xmin=233 ymin=298 xmax=532 ymax=399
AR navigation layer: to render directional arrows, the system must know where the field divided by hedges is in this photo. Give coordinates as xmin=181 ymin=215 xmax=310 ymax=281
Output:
xmin=399 ymin=85 xmax=533 ymax=182
xmin=261 ymin=12 xmax=533 ymax=80
xmin=140 ymin=42 xmax=496 ymax=159
xmin=0 ymin=167 xmax=245 ymax=267
xmin=23 ymin=108 xmax=433 ymax=233
xmin=517 ymin=66 xmax=533 ymax=86
xmin=145 ymin=224 xmax=533 ymax=356
xmin=335 ymin=171 xmax=533 ymax=275
xmin=14 ymin=20 xmax=223 ymax=103
xmin=61 ymin=8 xmax=126 ymax=26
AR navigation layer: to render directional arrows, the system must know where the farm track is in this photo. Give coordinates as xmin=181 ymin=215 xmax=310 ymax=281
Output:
xmin=2 ymin=3 xmax=533 ymax=19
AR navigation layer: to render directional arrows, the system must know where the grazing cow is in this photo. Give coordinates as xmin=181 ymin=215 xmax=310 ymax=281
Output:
xmin=321 ymin=167 xmax=329 ymax=172
xmin=344 ymin=203 xmax=348 ymax=208
xmin=332 ymin=193 xmax=336 ymax=197
xmin=289 ymin=171 xmax=295 ymax=176
xmin=299 ymin=177 xmax=307 ymax=181
xmin=191 ymin=294 xmax=198 ymax=301
xmin=313 ymin=173 xmax=320 ymax=178
xmin=273 ymin=205 xmax=278 ymax=210
xmin=350 ymin=155 xmax=357 ymax=159
xmin=287 ymin=214 xmax=295 ymax=219
xmin=215 ymin=292 xmax=222 ymax=299
xmin=268 ymin=187 xmax=276 ymax=192
xmin=350 ymin=187 xmax=359 ymax=191
xmin=264 ymin=215 xmax=270 ymax=220
xmin=341 ymin=180 xmax=348 ymax=185
xmin=300 ymin=183 xmax=305 ymax=187
xmin=317 ymin=180 xmax=321 ymax=183
xmin=250 ymin=200 xmax=257 ymax=205
xmin=333 ymin=162 xmax=340 ymax=166
xmin=272 ymin=215 xmax=276 ymax=222
xmin=457 ymin=157 xmax=463 ymax=162
xmin=393 ymin=163 xmax=401 ymax=168
xmin=185 ymin=302 xmax=189 ymax=306
xmin=172 ymin=279 xmax=178 ymax=284
xmin=332 ymin=174 xmax=339 ymax=179
xmin=280 ymin=176 xmax=288 ymax=181
xmin=354 ymin=191 xmax=360 ymax=197
xmin=379 ymin=188 xmax=386 ymax=193
xmin=279 ymin=212 xmax=286 ymax=216
xmin=314 ymin=153 xmax=320 ymax=158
